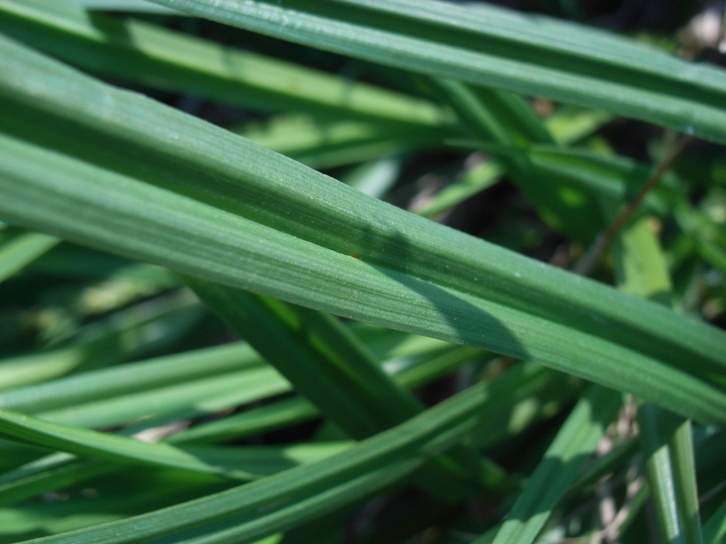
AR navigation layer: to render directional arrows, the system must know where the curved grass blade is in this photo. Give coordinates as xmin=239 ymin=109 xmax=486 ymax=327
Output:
xmin=147 ymin=0 xmax=726 ymax=145
xmin=1 ymin=37 xmax=725 ymax=424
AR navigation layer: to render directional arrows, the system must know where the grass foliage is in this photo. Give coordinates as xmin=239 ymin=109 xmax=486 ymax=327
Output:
xmin=0 ymin=0 xmax=725 ymax=542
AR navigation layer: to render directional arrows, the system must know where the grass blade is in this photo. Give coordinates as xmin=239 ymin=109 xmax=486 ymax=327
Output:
xmin=0 ymin=230 xmax=59 ymax=284
xmin=11 ymin=379 xmax=513 ymax=544
xmin=1 ymin=36 xmax=725 ymax=424
xmin=0 ymin=408 xmax=348 ymax=480
xmin=184 ymin=279 xmax=494 ymax=499
xmin=485 ymin=385 xmax=623 ymax=544
xmin=615 ymin=211 xmax=703 ymax=544
xmin=0 ymin=0 xmax=450 ymax=130
xmin=147 ymin=0 xmax=726 ymax=144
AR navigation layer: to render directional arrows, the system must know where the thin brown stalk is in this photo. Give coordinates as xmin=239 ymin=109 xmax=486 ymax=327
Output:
xmin=574 ymin=135 xmax=693 ymax=276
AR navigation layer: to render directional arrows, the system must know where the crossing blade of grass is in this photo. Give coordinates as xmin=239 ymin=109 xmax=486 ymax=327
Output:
xmin=0 ymin=325 xmax=487 ymax=507
xmin=0 ymin=0 xmax=451 ymax=131
xmin=0 ymin=349 xmax=514 ymax=509
xmin=0 ymin=408 xmax=349 ymax=480
xmin=416 ymin=108 xmax=611 ymax=218
xmin=1 ymin=38 xmax=726 ymax=424
xmin=429 ymin=78 xmax=602 ymax=242
xmin=184 ymin=279 xmax=492 ymax=499
xmin=482 ymin=384 xmax=623 ymax=544
xmin=11 ymin=378 xmax=514 ymax=544
xmin=614 ymin=212 xmax=703 ymax=544
xmin=147 ymin=0 xmax=726 ymax=145
xmin=184 ymin=280 xmax=424 ymax=437
xmin=0 ymin=230 xmax=59 ymax=284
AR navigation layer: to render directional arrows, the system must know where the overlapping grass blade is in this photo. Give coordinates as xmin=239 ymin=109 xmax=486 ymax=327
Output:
xmin=185 ymin=281 xmax=425 ymax=438
xmin=147 ymin=0 xmax=726 ymax=144
xmin=0 ymin=349 xmax=482 ymax=510
xmin=1 ymin=36 xmax=725 ymax=423
xmin=0 ymin=324 xmax=490 ymax=508
xmin=484 ymin=385 xmax=622 ymax=544
xmin=184 ymin=279 xmax=493 ymax=499
xmin=0 ymin=408 xmax=348 ymax=480
xmin=429 ymin=78 xmax=602 ymax=242
xmin=9 ymin=379 xmax=510 ymax=544
xmin=0 ymin=0 xmax=450 ymax=130
xmin=615 ymin=211 xmax=703 ymax=544
xmin=416 ymin=108 xmax=610 ymax=218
